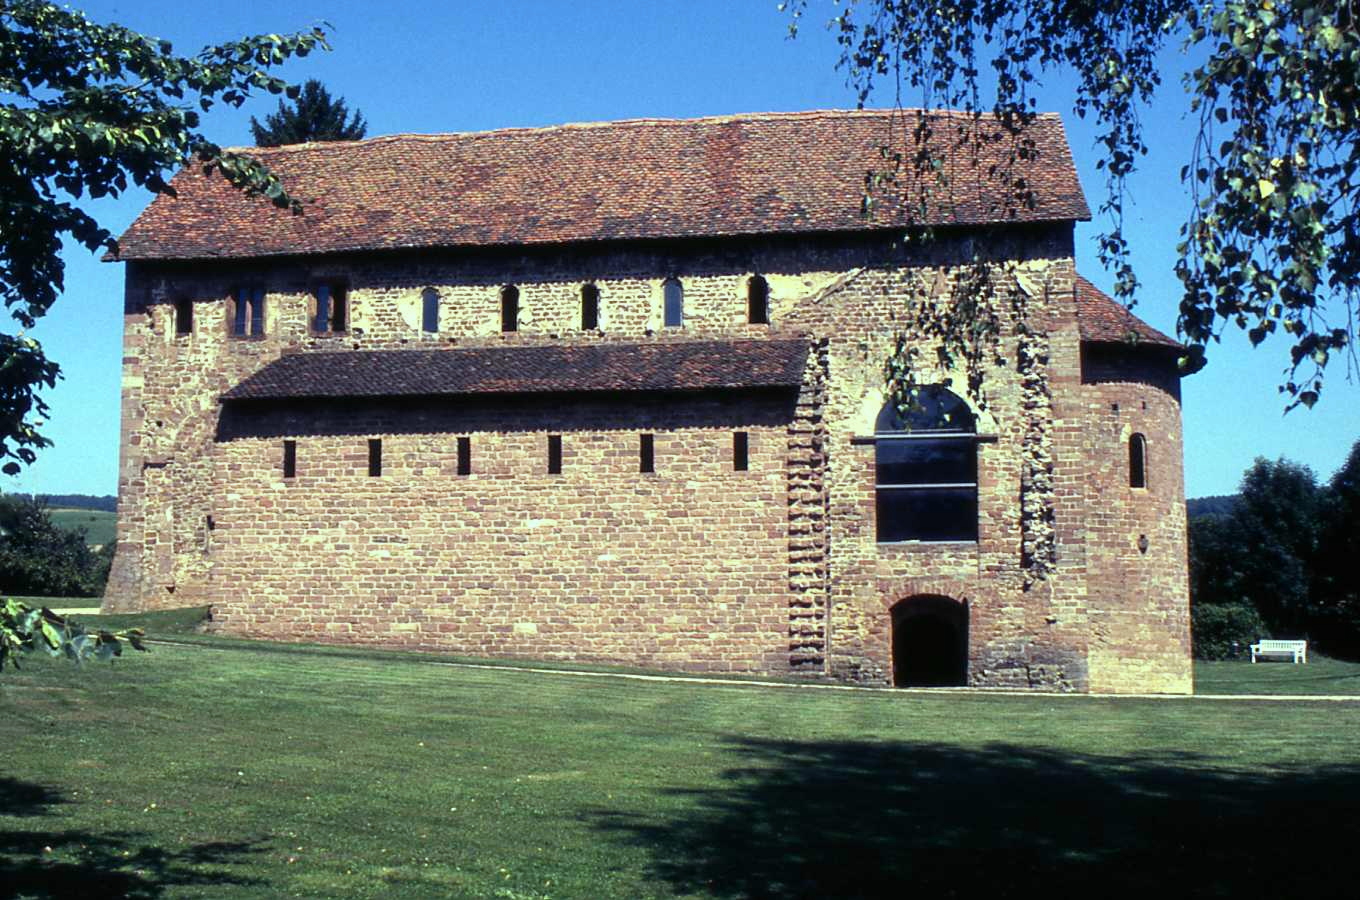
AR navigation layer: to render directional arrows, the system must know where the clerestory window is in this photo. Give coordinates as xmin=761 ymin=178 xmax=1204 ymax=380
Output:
xmin=422 ymin=288 xmax=440 ymax=334
xmin=230 ymin=286 xmax=266 ymax=337
xmin=581 ymin=283 xmax=600 ymax=330
xmin=663 ymin=278 xmax=683 ymax=328
xmin=875 ymin=387 xmax=979 ymax=543
xmin=747 ymin=275 xmax=769 ymax=325
xmin=174 ymin=297 xmax=194 ymax=335
xmin=501 ymin=285 xmax=519 ymax=332
xmin=312 ymin=282 xmax=347 ymax=334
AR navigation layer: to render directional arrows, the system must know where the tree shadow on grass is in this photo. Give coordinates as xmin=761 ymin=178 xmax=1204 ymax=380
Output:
xmin=593 ymin=738 xmax=1360 ymax=899
xmin=1 ymin=777 xmax=268 ymax=899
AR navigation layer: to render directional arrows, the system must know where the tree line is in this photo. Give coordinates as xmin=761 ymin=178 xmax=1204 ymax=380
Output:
xmin=9 ymin=493 xmax=116 ymax=512
xmin=1189 ymin=438 xmax=1360 ymax=660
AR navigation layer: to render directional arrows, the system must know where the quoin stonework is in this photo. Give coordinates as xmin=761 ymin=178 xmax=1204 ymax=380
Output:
xmin=103 ymin=109 xmax=1193 ymax=693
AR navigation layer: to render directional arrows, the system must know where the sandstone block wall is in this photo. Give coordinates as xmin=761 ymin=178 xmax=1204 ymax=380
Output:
xmin=209 ymin=400 xmax=793 ymax=671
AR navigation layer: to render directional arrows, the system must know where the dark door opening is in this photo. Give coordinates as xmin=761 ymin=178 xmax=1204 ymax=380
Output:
xmin=892 ymin=596 xmax=968 ymax=687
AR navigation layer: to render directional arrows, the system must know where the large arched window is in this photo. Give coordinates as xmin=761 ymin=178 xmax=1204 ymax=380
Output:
xmin=875 ymin=387 xmax=978 ymax=542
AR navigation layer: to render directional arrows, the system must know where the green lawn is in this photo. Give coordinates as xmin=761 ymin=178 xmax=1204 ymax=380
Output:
xmin=12 ymin=597 xmax=104 ymax=612
xmin=48 ymin=507 xmax=117 ymax=547
xmin=1195 ymin=654 xmax=1360 ymax=695
xmin=3 ymin=614 xmax=1359 ymax=899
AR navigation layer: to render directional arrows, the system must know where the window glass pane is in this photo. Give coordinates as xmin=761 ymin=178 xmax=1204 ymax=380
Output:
xmin=663 ymin=279 xmax=683 ymax=328
xmin=331 ymin=287 xmax=347 ymax=332
xmin=875 ymin=387 xmax=976 ymax=433
xmin=314 ymin=284 xmax=330 ymax=332
xmin=877 ymin=488 xmax=978 ymax=542
xmin=422 ymin=288 xmax=439 ymax=333
xmin=876 ymin=438 xmax=976 ymax=485
xmin=233 ymin=288 xmax=248 ymax=335
xmin=250 ymin=288 xmax=265 ymax=335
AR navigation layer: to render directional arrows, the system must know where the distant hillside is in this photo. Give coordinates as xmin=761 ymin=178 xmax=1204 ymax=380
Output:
xmin=49 ymin=508 xmax=117 ymax=547
xmin=1187 ymin=494 xmax=1239 ymax=519
xmin=6 ymin=493 xmax=117 ymax=512
xmin=11 ymin=497 xmax=117 ymax=511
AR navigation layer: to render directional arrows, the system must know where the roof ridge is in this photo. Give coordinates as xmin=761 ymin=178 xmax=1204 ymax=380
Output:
xmin=223 ymin=108 xmax=1066 ymax=155
xmin=124 ymin=108 xmax=1089 ymax=259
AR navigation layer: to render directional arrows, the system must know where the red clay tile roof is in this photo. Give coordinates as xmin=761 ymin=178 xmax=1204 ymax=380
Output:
xmin=221 ymin=339 xmax=809 ymax=402
xmin=117 ymin=110 xmax=1090 ymax=261
xmin=1074 ymin=276 xmax=1180 ymax=349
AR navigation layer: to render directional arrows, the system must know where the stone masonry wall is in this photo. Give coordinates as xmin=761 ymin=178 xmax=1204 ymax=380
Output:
xmin=105 ymin=228 xmax=1193 ymax=691
xmin=1075 ymin=368 xmax=1193 ymax=693
xmin=209 ymin=395 xmax=794 ymax=671
xmin=1048 ymin=290 xmax=1191 ymax=694
xmin=778 ymin=229 xmax=1092 ymax=689
xmin=105 ymin=236 xmax=861 ymax=617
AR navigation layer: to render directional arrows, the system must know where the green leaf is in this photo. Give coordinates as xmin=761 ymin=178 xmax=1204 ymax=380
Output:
xmin=39 ymin=619 xmax=62 ymax=650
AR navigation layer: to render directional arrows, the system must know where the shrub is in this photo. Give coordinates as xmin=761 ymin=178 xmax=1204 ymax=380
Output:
xmin=1192 ymin=602 xmax=1269 ymax=661
xmin=0 ymin=495 xmax=109 ymax=597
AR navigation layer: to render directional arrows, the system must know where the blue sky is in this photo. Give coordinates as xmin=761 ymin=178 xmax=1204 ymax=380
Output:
xmin=11 ymin=0 xmax=1359 ymax=499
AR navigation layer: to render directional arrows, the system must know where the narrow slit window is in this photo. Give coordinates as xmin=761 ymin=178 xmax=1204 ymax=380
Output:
xmin=547 ymin=434 xmax=562 ymax=474
xmin=457 ymin=436 xmax=471 ymax=476
xmin=174 ymin=297 xmax=194 ymax=335
xmin=313 ymin=283 xmax=347 ymax=333
xmin=733 ymin=431 xmax=749 ymax=471
xmin=283 ymin=440 xmax=297 ymax=478
xmin=231 ymin=287 xmax=266 ymax=337
xmin=663 ymin=278 xmax=683 ymax=328
xmin=368 ymin=438 xmax=383 ymax=477
xmin=581 ymin=283 xmax=600 ymax=330
xmin=639 ymin=433 xmax=655 ymax=473
xmin=1129 ymin=433 xmax=1147 ymax=488
xmin=501 ymin=285 xmax=519 ymax=332
xmin=747 ymin=275 xmax=769 ymax=325
xmin=422 ymin=287 xmax=440 ymax=334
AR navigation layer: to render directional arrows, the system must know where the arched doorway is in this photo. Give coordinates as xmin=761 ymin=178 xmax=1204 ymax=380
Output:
xmin=891 ymin=595 xmax=969 ymax=687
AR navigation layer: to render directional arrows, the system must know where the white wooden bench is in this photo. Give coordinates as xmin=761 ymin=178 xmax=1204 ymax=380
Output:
xmin=1250 ymin=639 xmax=1308 ymax=664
